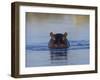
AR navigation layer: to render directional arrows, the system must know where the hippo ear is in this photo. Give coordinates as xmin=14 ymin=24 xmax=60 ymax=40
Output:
xmin=50 ymin=32 xmax=54 ymax=36
xmin=50 ymin=32 xmax=55 ymax=40
xmin=64 ymin=32 xmax=68 ymax=37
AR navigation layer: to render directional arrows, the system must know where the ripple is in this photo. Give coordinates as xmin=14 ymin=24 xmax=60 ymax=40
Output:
xmin=26 ymin=40 xmax=89 ymax=51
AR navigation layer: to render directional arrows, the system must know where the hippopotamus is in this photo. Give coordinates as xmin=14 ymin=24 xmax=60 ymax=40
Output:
xmin=48 ymin=32 xmax=70 ymax=48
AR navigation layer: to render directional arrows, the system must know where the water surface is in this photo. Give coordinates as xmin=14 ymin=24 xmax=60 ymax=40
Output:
xmin=26 ymin=40 xmax=89 ymax=67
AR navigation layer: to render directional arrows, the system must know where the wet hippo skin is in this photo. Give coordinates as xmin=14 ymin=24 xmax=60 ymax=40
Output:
xmin=48 ymin=32 xmax=70 ymax=48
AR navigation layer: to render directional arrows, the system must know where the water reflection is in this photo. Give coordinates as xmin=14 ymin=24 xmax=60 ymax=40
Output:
xmin=49 ymin=48 xmax=68 ymax=64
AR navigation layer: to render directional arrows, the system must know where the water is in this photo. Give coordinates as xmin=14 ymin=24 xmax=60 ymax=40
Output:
xmin=26 ymin=40 xmax=89 ymax=67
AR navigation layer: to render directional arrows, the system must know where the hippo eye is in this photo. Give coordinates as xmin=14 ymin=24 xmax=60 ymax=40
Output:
xmin=52 ymin=37 xmax=55 ymax=40
xmin=62 ymin=37 xmax=65 ymax=40
xmin=51 ymin=36 xmax=55 ymax=40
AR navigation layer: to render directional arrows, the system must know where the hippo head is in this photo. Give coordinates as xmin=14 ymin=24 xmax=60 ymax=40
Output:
xmin=49 ymin=32 xmax=68 ymax=48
